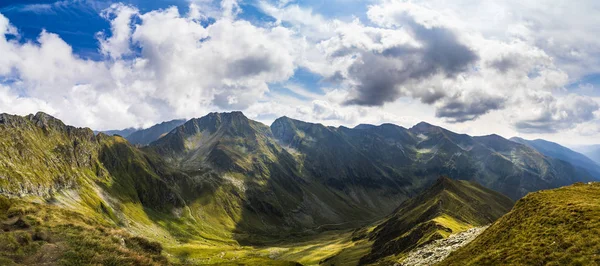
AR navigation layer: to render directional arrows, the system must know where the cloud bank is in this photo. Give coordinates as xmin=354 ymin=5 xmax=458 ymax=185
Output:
xmin=0 ymin=0 xmax=598 ymax=140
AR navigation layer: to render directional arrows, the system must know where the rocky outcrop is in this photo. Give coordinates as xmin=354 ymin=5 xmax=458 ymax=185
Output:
xmin=399 ymin=226 xmax=487 ymax=266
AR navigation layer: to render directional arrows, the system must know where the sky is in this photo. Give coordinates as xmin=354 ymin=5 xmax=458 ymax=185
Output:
xmin=1 ymin=0 xmax=600 ymax=145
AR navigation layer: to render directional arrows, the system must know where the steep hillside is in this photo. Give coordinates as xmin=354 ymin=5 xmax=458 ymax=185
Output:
xmin=0 ymin=196 xmax=167 ymax=265
xmin=126 ymin=119 xmax=186 ymax=146
xmin=0 ymin=112 xmax=189 ymax=210
xmin=0 ymin=112 xmax=200 ymax=264
xmin=150 ymin=112 xmax=402 ymax=238
xmin=440 ymin=182 xmax=600 ymax=265
xmin=365 ymin=176 xmax=513 ymax=264
xmin=323 ymin=177 xmax=513 ymax=265
xmin=0 ymin=112 xmax=309 ymax=265
xmin=510 ymin=137 xmax=600 ymax=178
xmin=271 ymin=117 xmax=413 ymax=202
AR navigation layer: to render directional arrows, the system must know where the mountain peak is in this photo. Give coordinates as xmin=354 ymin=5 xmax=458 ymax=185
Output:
xmin=509 ymin=136 xmax=526 ymax=142
xmin=25 ymin=112 xmax=70 ymax=133
xmin=434 ymin=175 xmax=454 ymax=187
xmin=478 ymin=134 xmax=507 ymax=141
xmin=151 ymin=111 xmax=269 ymax=155
xmin=205 ymin=111 xmax=246 ymax=118
xmin=125 ymin=119 xmax=186 ymax=145
xmin=410 ymin=121 xmax=440 ymax=133
xmin=354 ymin=123 xmax=376 ymax=130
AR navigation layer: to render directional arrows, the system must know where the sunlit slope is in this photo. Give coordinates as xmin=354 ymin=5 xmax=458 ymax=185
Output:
xmin=440 ymin=182 xmax=600 ymax=266
xmin=0 ymin=196 xmax=168 ymax=265
xmin=323 ymin=177 xmax=513 ymax=265
xmin=0 ymin=112 xmax=285 ymax=264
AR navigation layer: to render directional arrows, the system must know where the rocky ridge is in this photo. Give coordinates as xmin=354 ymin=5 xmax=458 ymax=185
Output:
xmin=399 ymin=226 xmax=487 ymax=266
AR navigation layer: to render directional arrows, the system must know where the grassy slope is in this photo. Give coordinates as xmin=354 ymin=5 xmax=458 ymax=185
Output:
xmin=323 ymin=177 xmax=514 ymax=265
xmin=5 ymin=111 xmax=594 ymax=265
xmin=0 ymin=196 xmax=167 ymax=265
xmin=0 ymin=112 xmax=351 ymax=265
xmin=440 ymin=182 xmax=600 ymax=266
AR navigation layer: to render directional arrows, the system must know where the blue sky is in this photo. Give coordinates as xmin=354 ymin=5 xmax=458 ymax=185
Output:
xmin=1 ymin=0 xmax=600 ymax=145
xmin=0 ymin=0 xmax=370 ymax=59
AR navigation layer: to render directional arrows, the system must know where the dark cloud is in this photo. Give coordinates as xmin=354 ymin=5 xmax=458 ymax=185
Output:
xmin=435 ymin=94 xmax=506 ymax=123
xmin=343 ymin=52 xmax=405 ymax=106
xmin=514 ymin=120 xmax=561 ymax=133
xmin=343 ymin=18 xmax=478 ymax=107
xmin=321 ymin=71 xmax=345 ymax=84
xmin=411 ymin=22 xmax=479 ymax=77
xmin=513 ymin=95 xmax=599 ymax=133
xmin=227 ymin=55 xmax=276 ymax=77
xmin=488 ymin=56 xmax=519 ymax=73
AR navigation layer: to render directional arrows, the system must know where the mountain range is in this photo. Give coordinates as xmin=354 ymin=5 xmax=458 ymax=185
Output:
xmin=510 ymin=137 xmax=600 ymax=179
xmin=0 ymin=111 xmax=599 ymax=265
xmin=572 ymin=144 xmax=600 ymax=166
xmin=97 ymin=119 xmax=187 ymax=146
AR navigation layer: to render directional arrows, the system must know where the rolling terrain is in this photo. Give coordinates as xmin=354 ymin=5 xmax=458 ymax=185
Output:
xmin=0 ymin=111 xmax=598 ymax=265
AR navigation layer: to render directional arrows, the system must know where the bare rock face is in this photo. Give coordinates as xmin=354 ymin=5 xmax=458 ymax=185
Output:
xmin=398 ymin=226 xmax=488 ymax=266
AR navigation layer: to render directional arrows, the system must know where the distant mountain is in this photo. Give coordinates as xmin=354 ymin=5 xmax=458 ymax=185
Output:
xmin=353 ymin=123 xmax=376 ymax=130
xmin=572 ymin=144 xmax=600 ymax=165
xmin=510 ymin=137 xmax=600 ymax=178
xmin=125 ymin=119 xmax=186 ymax=145
xmin=440 ymin=182 xmax=600 ymax=265
xmin=94 ymin=127 xmax=137 ymax=137
xmin=324 ymin=177 xmax=513 ymax=265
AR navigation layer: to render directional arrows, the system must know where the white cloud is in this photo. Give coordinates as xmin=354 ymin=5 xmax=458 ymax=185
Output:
xmin=0 ymin=5 xmax=300 ymax=130
xmin=0 ymin=0 xmax=600 ymax=144
xmin=0 ymin=85 xmax=54 ymax=115
xmin=98 ymin=3 xmax=138 ymax=59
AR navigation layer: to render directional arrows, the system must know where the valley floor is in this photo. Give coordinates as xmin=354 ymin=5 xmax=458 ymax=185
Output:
xmin=164 ymin=229 xmax=362 ymax=265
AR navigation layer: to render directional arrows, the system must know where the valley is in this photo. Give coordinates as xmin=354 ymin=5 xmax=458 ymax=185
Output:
xmin=0 ymin=111 xmax=599 ymax=265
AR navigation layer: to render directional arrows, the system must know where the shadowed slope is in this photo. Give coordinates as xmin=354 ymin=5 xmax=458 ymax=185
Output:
xmin=151 ymin=112 xmax=394 ymax=242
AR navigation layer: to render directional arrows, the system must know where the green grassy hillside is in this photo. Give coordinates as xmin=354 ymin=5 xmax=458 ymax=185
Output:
xmin=440 ymin=181 xmax=600 ymax=266
xmin=323 ymin=177 xmax=514 ymax=265
xmin=0 ymin=196 xmax=168 ymax=265
xmin=0 ymin=111 xmax=595 ymax=265
xmin=0 ymin=112 xmax=306 ymax=264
